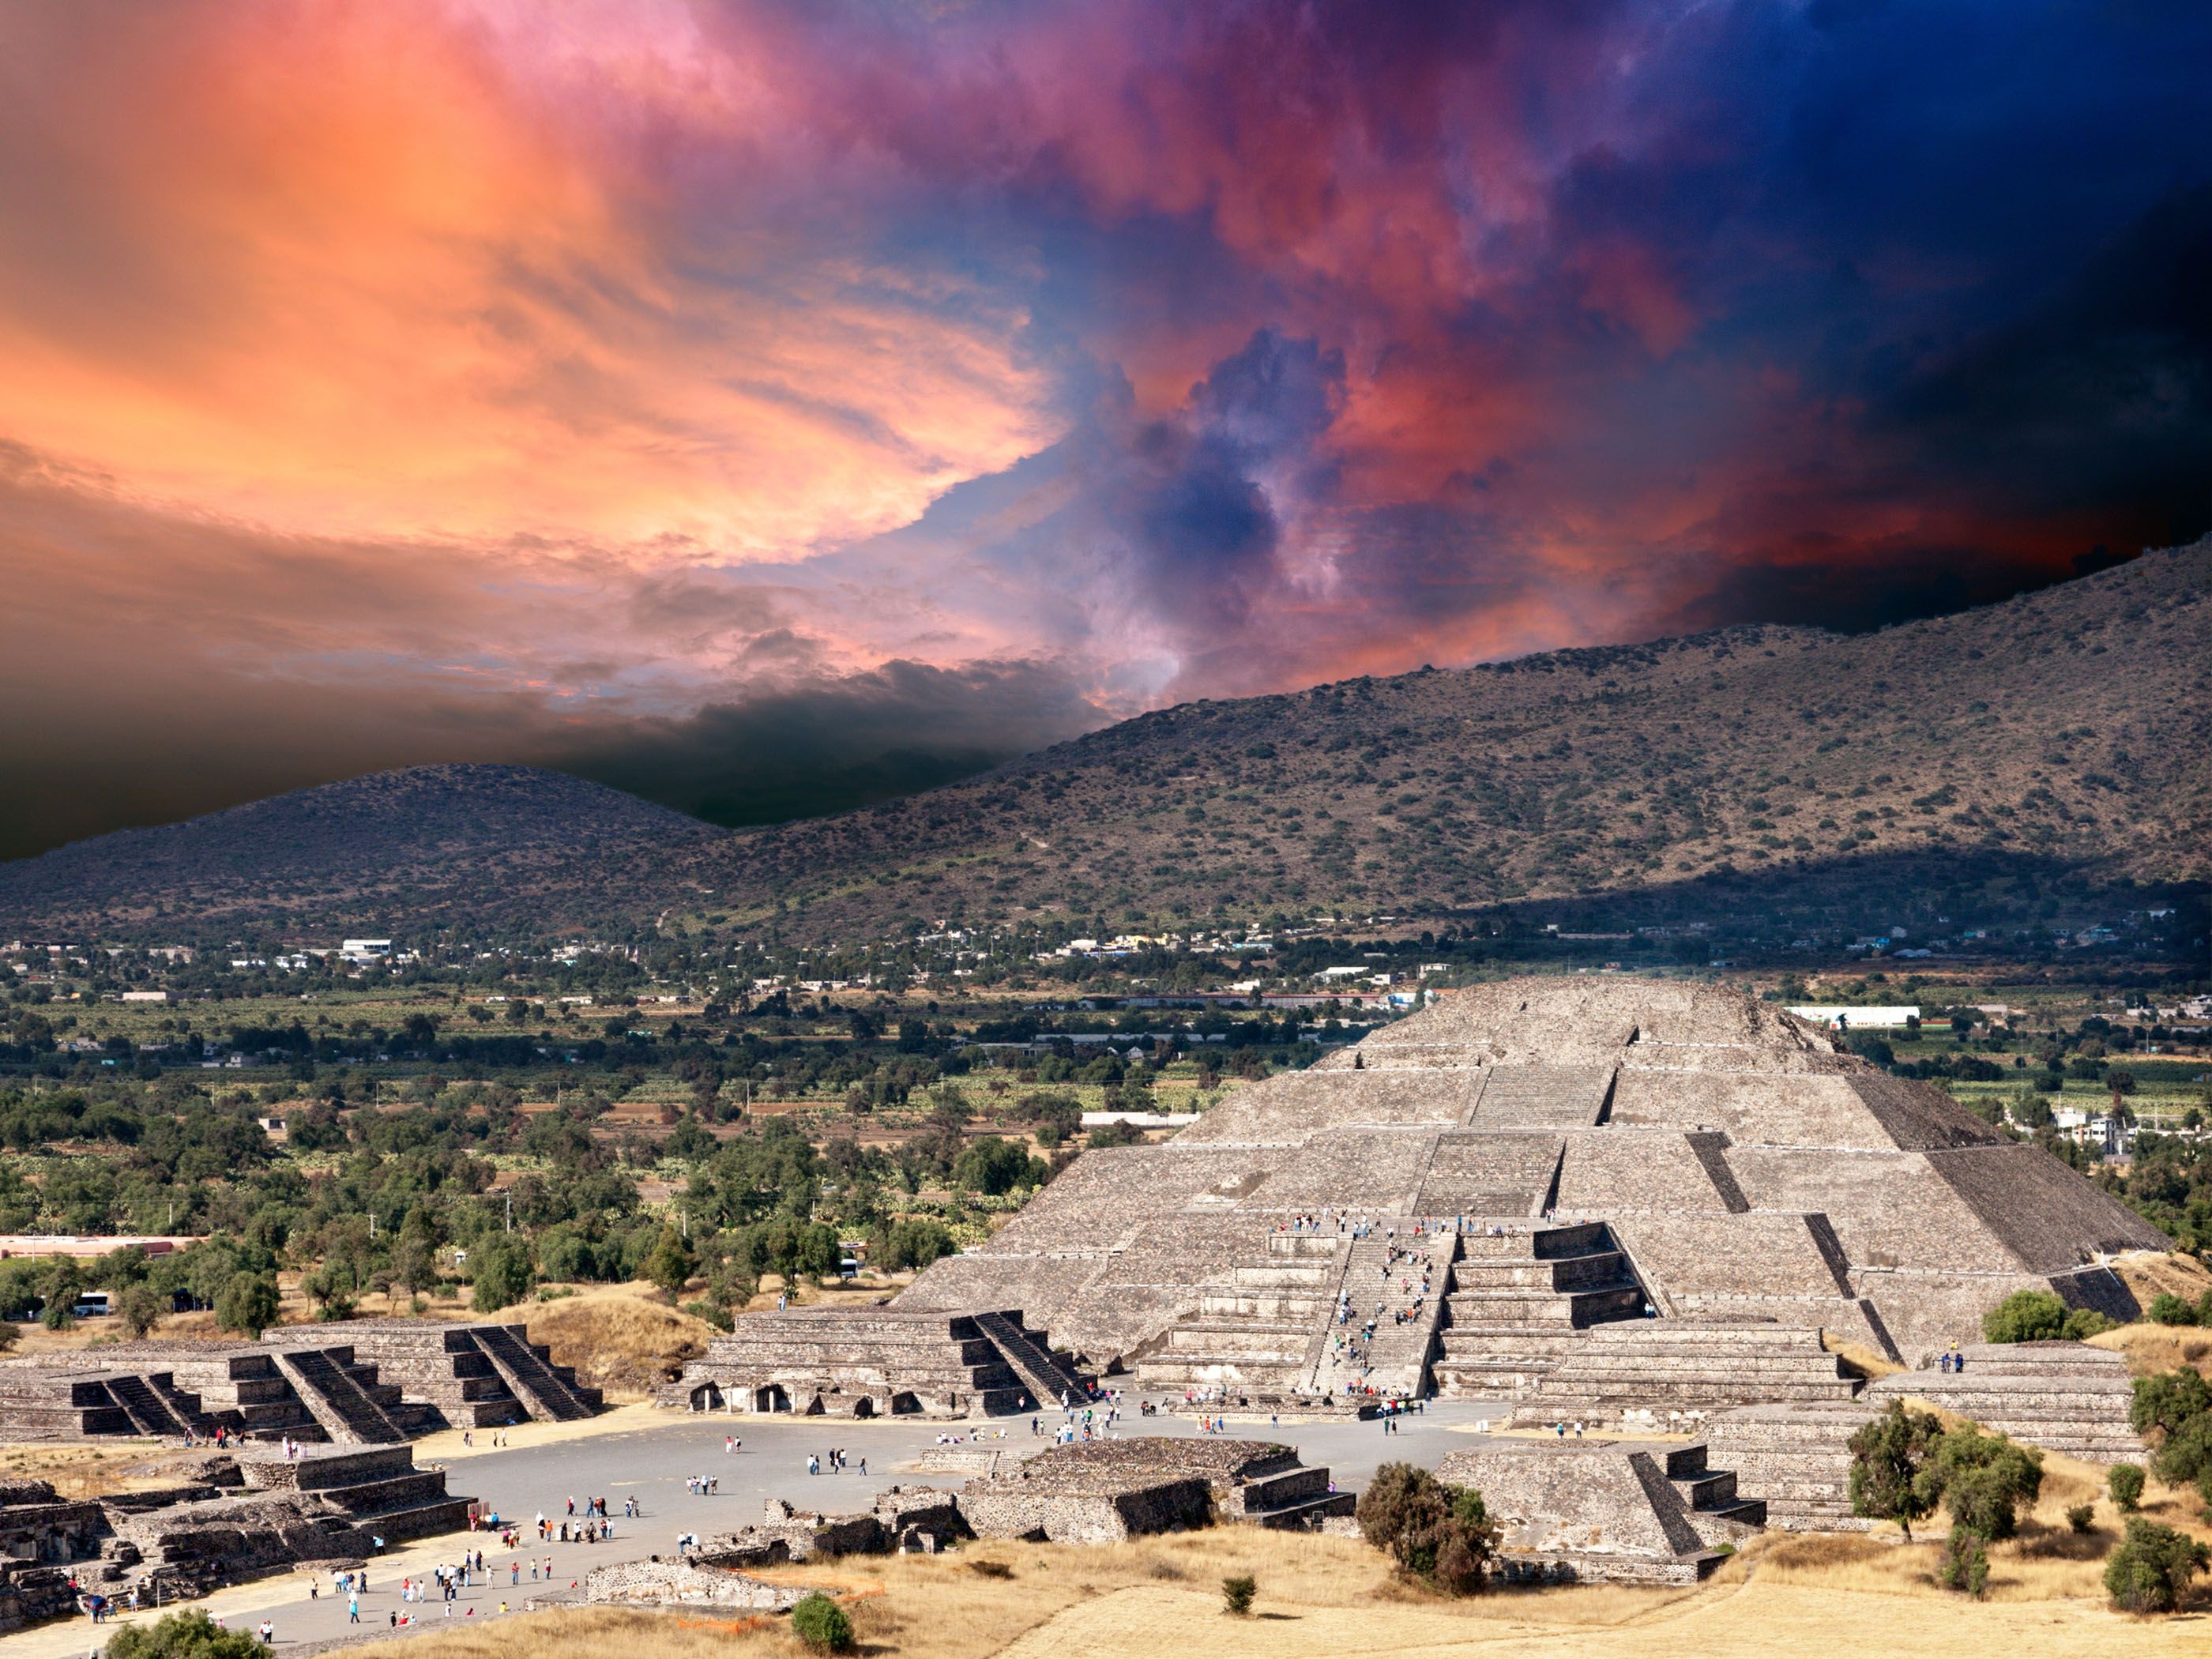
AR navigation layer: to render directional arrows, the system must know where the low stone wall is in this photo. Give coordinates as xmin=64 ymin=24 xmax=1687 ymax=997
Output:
xmin=582 ymin=1558 xmax=807 ymax=1612
xmin=959 ymin=1476 xmax=1212 ymax=1544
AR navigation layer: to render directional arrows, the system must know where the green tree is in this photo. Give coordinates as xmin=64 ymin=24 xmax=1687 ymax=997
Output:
xmin=1848 ymin=1401 xmax=1946 ymax=1539
xmin=790 ymin=1592 xmax=854 ymax=1653
xmin=952 ymin=1136 xmax=1044 ymax=1195
xmin=878 ymin=1218 xmax=956 ymax=1271
xmin=1936 ymin=1528 xmax=1989 ymax=1598
xmin=1222 ymin=1574 xmax=1256 ymax=1616
xmin=645 ymin=1227 xmax=697 ymax=1303
xmin=301 ymin=1262 xmax=359 ymax=1322
xmin=2105 ymin=1518 xmax=2210 ymax=1614
xmin=1928 ymin=1427 xmax=2043 ymax=1541
xmin=116 ymin=1283 xmax=165 ymax=1340
xmin=214 ymin=1273 xmax=280 ymax=1338
xmin=104 ymin=1608 xmax=269 ymax=1659
xmin=38 ymin=1258 xmax=81 ymax=1330
xmin=2148 ymin=1292 xmax=2199 ymax=1327
xmin=1355 ymin=1462 xmax=1497 ymax=1595
xmin=2131 ymin=1367 xmax=2212 ymax=1499
xmin=390 ymin=1232 xmax=437 ymax=1304
xmin=2109 ymin=1463 xmax=2146 ymax=1512
xmin=1981 ymin=1288 xmax=2069 ymax=1343
xmin=470 ymin=1232 xmax=535 ymax=1313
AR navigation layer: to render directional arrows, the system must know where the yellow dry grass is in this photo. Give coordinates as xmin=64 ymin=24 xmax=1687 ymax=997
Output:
xmin=2089 ymin=1322 xmax=2212 ymax=1379
xmin=312 ymin=1488 xmax=2212 ymax=1659
xmin=1821 ymin=1332 xmax=1904 ymax=1379
xmin=0 ymin=1439 xmax=210 ymax=1499
xmin=2111 ymin=1251 xmax=2212 ymax=1311
xmin=523 ymin=1283 xmax=720 ymax=1399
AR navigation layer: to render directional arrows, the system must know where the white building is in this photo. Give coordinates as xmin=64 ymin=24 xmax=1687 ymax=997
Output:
xmin=1787 ymin=1005 xmax=1920 ymax=1030
xmin=340 ymin=939 xmax=394 ymax=962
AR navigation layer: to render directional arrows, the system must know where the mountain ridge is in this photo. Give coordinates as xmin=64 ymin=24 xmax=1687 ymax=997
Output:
xmin=3 ymin=542 xmax=2206 ymax=942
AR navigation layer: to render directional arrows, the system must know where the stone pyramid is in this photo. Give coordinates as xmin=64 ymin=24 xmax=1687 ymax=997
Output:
xmin=898 ymin=977 xmax=2164 ymax=1382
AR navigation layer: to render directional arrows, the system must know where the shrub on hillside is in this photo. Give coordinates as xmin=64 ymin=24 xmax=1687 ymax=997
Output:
xmin=1356 ymin=1462 xmax=1498 ymax=1595
xmin=790 ymin=1592 xmax=854 ymax=1653
xmin=2105 ymin=1518 xmax=2210 ymax=1614
xmin=1222 ymin=1574 xmax=1256 ymax=1616
xmin=2148 ymin=1292 xmax=2199 ymax=1326
xmin=2110 ymin=1463 xmax=2146 ymax=1512
xmin=2131 ymin=1369 xmax=2212 ymax=1500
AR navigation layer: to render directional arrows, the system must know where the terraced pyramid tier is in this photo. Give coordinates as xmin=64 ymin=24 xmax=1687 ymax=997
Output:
xmin=1511 ymin=1322 xmax=1863 ymax=1424
xmin=1703 ymin=1400 xmax=1880 ymax=1530
xmin=889 ymin=979 xmax=2164 ymax=1390
xmin=1864 ymin=1341 xmax=2146 ymax=1463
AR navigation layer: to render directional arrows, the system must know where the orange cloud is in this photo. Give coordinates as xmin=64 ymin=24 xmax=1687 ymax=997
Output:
xmin=0 ymin=3 xmax=1058 ymax=558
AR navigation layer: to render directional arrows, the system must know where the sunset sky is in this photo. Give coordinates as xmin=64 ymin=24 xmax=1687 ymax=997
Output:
xmin=3 ymin=0 xmax=2209 ymax=856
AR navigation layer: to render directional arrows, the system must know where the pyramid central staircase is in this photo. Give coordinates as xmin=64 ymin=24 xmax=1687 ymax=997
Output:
xmin=1430 ymin=1221 xmax=1648 ymax=1400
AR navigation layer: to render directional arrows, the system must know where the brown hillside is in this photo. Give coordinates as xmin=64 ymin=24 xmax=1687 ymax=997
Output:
xmin=2 ymin=540 xmax=2205 ymax=942
xmin=676 ymin=539 xmax=2210 ymax=938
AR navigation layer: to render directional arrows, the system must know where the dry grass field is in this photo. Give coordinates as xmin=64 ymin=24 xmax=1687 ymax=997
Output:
xmin=320 ymin=1444 xmax=2212 ymax=1659
xmin=324 ymin=1516 xmax=2212 ymax=1659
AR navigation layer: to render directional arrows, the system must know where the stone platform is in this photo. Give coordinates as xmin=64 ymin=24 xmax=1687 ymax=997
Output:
xmin=0 ymin=1323 xmax=600 ymax=1446
xmin=0 ymin=1443 xmax=473 ymax=1629
xmin=1436 ymin=1435 xmax=1766 ymax=1583
xmin=959 ymin=1436 xmax=1352 ymax=1542
xmin=663 ymin=1307 xmax=1093 ymax=1420
xmin=1864 ymin=1341 xmax=2146 ymax=1463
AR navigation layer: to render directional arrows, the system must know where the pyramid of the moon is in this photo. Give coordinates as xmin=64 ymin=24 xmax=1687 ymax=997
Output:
xmin=897 ymin=976 xmax=2165 ymax=1383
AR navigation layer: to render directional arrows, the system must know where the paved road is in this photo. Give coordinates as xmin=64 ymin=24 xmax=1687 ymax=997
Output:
xmin=35 ymin=1400 xmax=1507 ymax=1656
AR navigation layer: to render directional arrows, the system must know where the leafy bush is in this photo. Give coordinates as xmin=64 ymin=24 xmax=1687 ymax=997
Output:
xmin=1930 ymin=1426 xmax=2043 ymax=1541
xmin=790 ymin=1592 xmax=854 ymax=1653
xmin=214 ymin=1273 xmax=280 ymax=1338
xmin=2132 ymin=1368 xmax=2212 ymax=1440
xmin=681 ymin=1299 xmax=734 ymax=1332
xmin=116 ymin=1283 xmax=165 ymax=1340
xmin=2067 ymin=1503 xmax=2096 ymax=1533
xmin=470 ymin=1232 xmax=535 ymax=1313
xmin=104 ymin=1608 xmax=268 ymax=1659
xmin=1356 ymin=1462 xmax=1497 ymax=1595
xmin=2148 ymin=1292 xmax=2199 ymax=1327
xmin=1222 ymin=1574 xmax=1256 ymax=1616
xmin=2110 ymin=1463 xmax=2146 ymax=1512
xmin=1981 ymin=1288 xmax=2067 ymax=1342
xmin=1848 ymin=1401 xmax=1945 ymax=1537
xmin=1936 ymin=1527 xmax=1989 ymax=1597
xmin=1984 ymin=1287 xmax=2115 ymax=1341
xmin=878 ymin=1218 xmax=957 ymax=1271
xmin=2131 ymin=1368 xmax=2212 ymax=1500
xmin=2105 ymin=1518 xmax=2210 ymax=1614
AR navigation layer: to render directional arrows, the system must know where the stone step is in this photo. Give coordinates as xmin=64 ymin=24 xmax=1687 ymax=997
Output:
xmin=1445 ymin=1288 xmax=1644 ymax=1326
xmin=1245 ymin=1491 xmax=1356 ymax=1529
xmin=1452 ymin=1253 xmax=1633 ymax=1292
xmin=1165 ymin=1326 xmax=1313 ymax=1361
xmin=1200 ymin=1292 xmax=1333 ymax=1321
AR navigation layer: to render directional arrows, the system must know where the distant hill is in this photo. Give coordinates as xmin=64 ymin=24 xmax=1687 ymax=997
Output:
xmin=672 ymin=539 xmax=2210 ymax=940
xmin=0 ymin=764 xmax=713 ymax=938
xmin=3 ymin=543 xmax=2206 ymax=943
